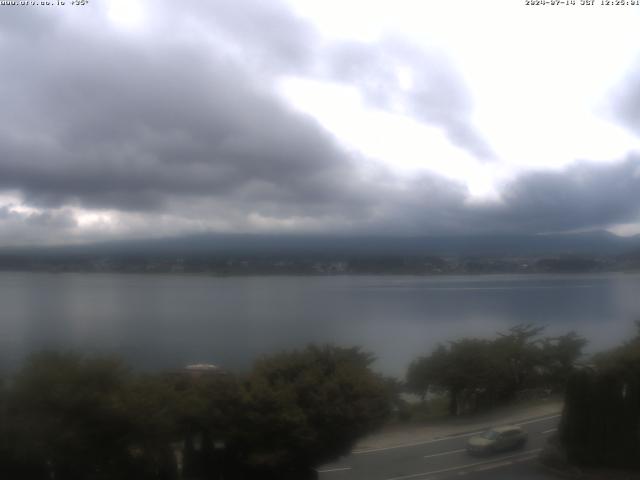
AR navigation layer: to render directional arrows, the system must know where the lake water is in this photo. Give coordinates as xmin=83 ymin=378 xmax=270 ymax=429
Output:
xmin=1 ymin=272 xmax=640 ymax=377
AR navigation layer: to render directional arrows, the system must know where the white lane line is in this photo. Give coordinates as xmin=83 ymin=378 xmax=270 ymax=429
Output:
xmin=423 ymin=448 xmax=466 ymax=459
xmin=472 ymin=453 xmax=539 ymax=473
xmin=384 ymin=448 xmax=542 ymax=480
xmin=353 ymin=413 xmax=561 ymax=455
xmin=316 ymin=467 xmax=352 ymax=473
xmin=542 ymin=428 xmax=557 ymax=434
xmin=353 ymin=431 xmax=485 ymax=455
xmin=518 ymin=414 xmax=561 ymax=426
xmin=472 ymin=459 xmax=513 ymax=472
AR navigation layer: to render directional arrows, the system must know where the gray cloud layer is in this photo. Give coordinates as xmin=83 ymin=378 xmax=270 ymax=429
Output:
xmin=0 ymin=7 xmax=360 ymax=215
xmin=612 ymin=59 xmax=640 ymax=137
xmin=0 ymin=0 xmax=639 ymax=245
xmin=325 ymin=40 xmax=496 ymax=160
xmin=479 ymin=157 xmax=640 ymax=233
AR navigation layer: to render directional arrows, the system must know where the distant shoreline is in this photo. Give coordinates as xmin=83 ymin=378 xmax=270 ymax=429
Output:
xmin=0 ymin=267 xmax=638 ymax=277
xmin=2 ymin=250 xmax=638 ymax=276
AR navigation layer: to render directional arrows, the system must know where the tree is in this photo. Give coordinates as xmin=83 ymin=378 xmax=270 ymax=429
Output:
xmin=540 ymin=332 xmax=588 ymax=391
xmin=169 ymin=370 xmax=242 ymax=479
xmin=493 ymin=324 xmax=546 ymax=395
xmin=406 ymin=348 xmax=440 ymax=402
xmin=6 ymin=352 xmax=136 ymax=480
xmin=560 ymin=367 xmax=640 ymax=468
xmin=231 ymin=345 xmax=391 ymax=478
xmin=1 ymin=346 xmax=393 ymax=479
xmin=406 ymin=325 xmax=587 ymax=416
xmin=444 ymin=338 xmax=512 ymax=415
xmin=592 ymin=320 xmax=640 ymax=369
xmin=122 ymin=374 xmax=183 ymax=480
xmin=407 ymin=339 xmax=507 ymax=415
xmin=558 ymin=322 xmax=640 ymax=470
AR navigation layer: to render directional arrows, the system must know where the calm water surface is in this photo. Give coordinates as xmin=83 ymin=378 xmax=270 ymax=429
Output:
xmin=1 ymin=272 xmax=639 ymax=376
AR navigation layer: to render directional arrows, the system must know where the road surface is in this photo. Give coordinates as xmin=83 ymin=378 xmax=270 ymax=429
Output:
xmin=318 ymin=414 xmax=560 ymax=480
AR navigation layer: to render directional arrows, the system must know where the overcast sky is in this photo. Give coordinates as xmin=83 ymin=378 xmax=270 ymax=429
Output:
xmin=1 ymin=0 xmax=640 ymax=246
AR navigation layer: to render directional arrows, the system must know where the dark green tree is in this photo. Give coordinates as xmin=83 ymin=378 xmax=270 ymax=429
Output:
xmin=406 ymin=345 xmax=449 ymax=402
xmin=170 ymin=371 xmax=242 ymax=479
xmin=232 ymin=345 xmax=391 ymax=478
xmin=406 ymin=325 xmax=586 ymax=416
xmin=6 ymin=352 xmax=136 ymax=480
xmin=407 ymin=339 xmax=509 ymax=415
xmin=123 ymin=374 xmax=182 ymax=480
xmin=592 ymin=320 xmax=640 ymax=369
xmin=1 ymin=345 xmax=393 ymax=479
xmin=540 ymin=331 xmax=588 ymax=391
xmin=493 ymin=324 xmax=546 ymax=395
xmin=560 ymin=323 xmax=640 ymax=469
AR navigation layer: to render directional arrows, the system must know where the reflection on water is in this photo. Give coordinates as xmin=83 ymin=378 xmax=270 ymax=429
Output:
xmin=1 ymin=272 xmax=639 ymax=376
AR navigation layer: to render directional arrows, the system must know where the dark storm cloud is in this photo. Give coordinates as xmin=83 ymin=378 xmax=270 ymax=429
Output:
xmin=325 ymin=39 xmax=496 ymax=160
xmin=345 ymin=157 xmax=640 ymax=236
xmin=481 ymin=156 xmax=640 ymax=233
xmin=376 ymin=158 xmax=640 ymax=235
xmin=358 ymin=173 xmax=471 ymax=235
xmin=185 ymin=0 xmax=318 ymax=73
xmin=0 ymin=8 xmax=362 ymax=217
xmin=0 ymin=0 xmax=638 ymax=245
xmin=176 ymin=2 xmax=495 ymax=159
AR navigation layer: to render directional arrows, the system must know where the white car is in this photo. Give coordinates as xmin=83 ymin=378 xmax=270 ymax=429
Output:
xmin=466 ymin=425 xmax=528 ymax=455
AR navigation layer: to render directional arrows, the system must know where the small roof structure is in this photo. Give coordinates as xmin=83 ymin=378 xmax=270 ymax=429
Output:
xmin=184 ymin=363 xmax=221 ymax=372
xmin=182 ymin=363 xmax=227 ymax=378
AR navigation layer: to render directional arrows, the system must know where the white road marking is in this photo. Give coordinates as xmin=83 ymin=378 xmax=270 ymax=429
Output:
xmin=353 ymin=431 xmax=485 ymax=455
xmin=518 ymin=414 xmax=561 ymax=426
xmin=542 ymin=428 xmax=557 ymax=434
xmin=316 ymin=467 xmax=352 ymax=473
xmin=472 ymin=453 xmax=538 ymax=472
xmin=472 ymin=459 xmax=513 ymax=472
xmin=458 ymin=455 xmax=536 ymax=477
xmin=384 ymin=448 xmax=542 ymax=480
xmin=353 ymin=413 xmax=561 ymax=455
xmin=423 ymin=448 xmax=466 ymax=459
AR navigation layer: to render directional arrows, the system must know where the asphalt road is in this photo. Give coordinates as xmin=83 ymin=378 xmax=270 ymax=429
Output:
xmin=317 ymin=414 xmax=561 ymax=480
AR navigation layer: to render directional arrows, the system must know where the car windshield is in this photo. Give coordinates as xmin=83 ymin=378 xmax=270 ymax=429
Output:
xmin=481 ymin=430 xmax=500 ymax=440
